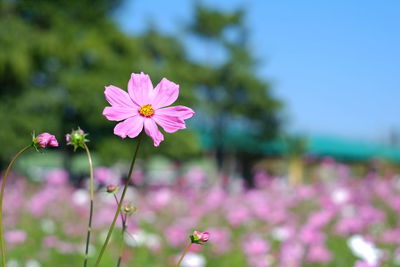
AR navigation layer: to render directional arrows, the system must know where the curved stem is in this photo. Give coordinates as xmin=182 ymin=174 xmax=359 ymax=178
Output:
xmin=0 ymin=145 xmax=31 ymax=267
xmin=83 ymin=143 xmax=94 ymax=267
xmin=176 ymin=242 xmax=192 ymax=267
xmin=94 ymin=134 xmax=143 ymax=267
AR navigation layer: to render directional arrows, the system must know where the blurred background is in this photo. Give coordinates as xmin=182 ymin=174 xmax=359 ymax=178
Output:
xmin=1 ymin=0 xmax=400 ymax=266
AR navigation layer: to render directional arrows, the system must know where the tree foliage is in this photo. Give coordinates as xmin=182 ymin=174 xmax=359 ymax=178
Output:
xmin=0 ymin=0 xmax=282 ymax=167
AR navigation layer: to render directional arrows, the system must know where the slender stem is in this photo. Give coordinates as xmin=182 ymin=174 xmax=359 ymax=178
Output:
xmin=94 ymin=135 xmax=143 ymax=267
xmin=176 ymin=242 xmax=192 ymax=267
xmin=113 ymin=194 xmax=126 ymax=227
xmin=113 ymin=192 xmax=127 ymax=267
xmin=83 ymin=143 xmax=94 ymax=267
xmin=0 ymin=145 xmax=31 ymax=267
xmin=116 ymin=214 xmax=128 ymax=267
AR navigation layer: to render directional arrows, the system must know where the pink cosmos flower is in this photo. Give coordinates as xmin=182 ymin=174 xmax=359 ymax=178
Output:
xmin=103 ymin=72 xmax=195 ymax=146
xmin=36 ymin=132 xmax=58 ymax=148
xmin=5 ymin=230 xmax=27 ymax=244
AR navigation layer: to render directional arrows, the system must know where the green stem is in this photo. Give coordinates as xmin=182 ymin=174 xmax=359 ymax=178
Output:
xmin=0 ymin=145 xmax=31 ymax=267
xmin=83 ymin=143 xmax=94 ymax=267
xmin=176 ymin=242 xmax=192 ymax=267
xmin=113 ymin=194 xmax=125 ymax=225
xmin=112 ymin=193 xmax=127 ymax=267
xmin=116 ymin=214 xmax=128 ymax=267
xmin=94 ymin=135 xmax=143 ymax=267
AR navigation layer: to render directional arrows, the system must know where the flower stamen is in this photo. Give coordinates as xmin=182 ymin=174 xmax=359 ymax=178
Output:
xmin=138 ymin=104 xmax=154 ymax=117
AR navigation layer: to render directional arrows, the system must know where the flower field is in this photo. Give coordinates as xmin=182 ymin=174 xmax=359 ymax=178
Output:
xmin=3 ymin=162 xmax=400 ymax=267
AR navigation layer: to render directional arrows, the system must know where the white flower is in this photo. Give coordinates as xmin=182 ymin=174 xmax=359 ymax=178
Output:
xmin=25 ymin=259 xmax=41 ymax=267
xmin=6 ymin=259 xmax=19 ymax=267
xmin=331 ymin=188 xmax=349 ymax=204
xmin=180 ymin=253 xmax=206 ymax=267
xmin=347 ymin=235 xmax=382 ymax=265
xmin=40 ymin=219 xmax=55 ymax=234
xmin=271 ymin=227 xmax=290 ymax=241
xmin=124 ymin=230 xmax=161 ymax=251
xmin=72 ymin=189 xmax=90 ymax=206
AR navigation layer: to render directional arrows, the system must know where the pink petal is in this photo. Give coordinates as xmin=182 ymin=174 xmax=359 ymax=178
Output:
xmin=128 ymin=72 xmax=154 ymax=106
xmin=113 ymin=116 xmax=144 ymax=139
xmin=144 ymin=119 xmax=164 ymax=147
xmin=156 ymin=105 xmax=195 ymax=120
xmin=104 ymin=85 xmax=136 ymax=108
xmin=153 ymin=114 xmax=186 ymax=133
xmin=103 ymin=106 xmax=138 ymax=121
xmin=151 ymin=78 xmax=179 ymax=109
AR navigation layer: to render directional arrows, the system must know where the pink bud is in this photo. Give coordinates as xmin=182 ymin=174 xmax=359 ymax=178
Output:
xmin=199 ymin=231 xmax=210 ymax=242
xmin=65 ymin=133 xmax=71 ymax=143
xmin=37 ymin=133 xmax=58 ymax=148
xmin=106 ymin=184 xmax=117 ymax=193
xmin=191 ymin=231 xmax=210 ymax=244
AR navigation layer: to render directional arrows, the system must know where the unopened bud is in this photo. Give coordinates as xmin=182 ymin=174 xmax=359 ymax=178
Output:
xmin=190 ymin=231 xmax=210 ymax=244
xmin=121 ymin=203 xmax=137 ymax=214
xmin=33 ymin=132 xmax=58 ymax=150
xmin=66 ymin=127 xmax=89 ymax=151
xmin=106 ymin=185 xmax=118 ymax=194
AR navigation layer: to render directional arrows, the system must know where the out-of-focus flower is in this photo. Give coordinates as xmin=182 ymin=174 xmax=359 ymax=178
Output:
xmin=94 ymin=166 xmax=119 ymax=185
xmin=5 ymin=230 xmax=26 ymax=244
xmin=307 ymin=244 xmax=332 ymax=263
xmin=102 ymin=72 xmax=195 ymax=146
xmin=179 ymin=252 xmax=206 ymax=267
xmin=125 ymin=230 xmax=161 ymax=252
xmin=190 ymin=231 xmax=209 ymax=244
xmin=354 ymin=260 xmax=376 ymax=267
xmin=348 ymin=235 xmax=382 ymax=266
xmin=121 ymin=202 xmax=137 ymax=214
xmin=243 ymin=236 xmax=269 ymax=256
xmin=207 ymin=227 xmax=231 ymax=254
xmin=40 ymin=219 xmax=56 ymax=234
xmin=25 ymin=259 xmax=41 ymax=267
xmin=33 ymin=132 xmax=58 ymax=149
xmin=6 ymin=259 xmax=19 ymax=267
xmin=72 ymin=189 xmax=90 ymax=206
xmin=66 ymin=128 xmax=89 ymax=151
xmin=45 ymin=169 xmax=69 ymax=186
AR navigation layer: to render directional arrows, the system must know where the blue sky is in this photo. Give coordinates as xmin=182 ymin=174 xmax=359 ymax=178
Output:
xmin=114 ymin=0 xmax=400 ymax=142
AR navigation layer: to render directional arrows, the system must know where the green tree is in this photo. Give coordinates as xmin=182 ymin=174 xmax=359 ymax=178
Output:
xmin=189 ymin=5 xmax=282 ymax=184
xmin=0 ymin=0 xmax=201 ymax=166
xmin=0 ymin=1 xmax=282 ymax=181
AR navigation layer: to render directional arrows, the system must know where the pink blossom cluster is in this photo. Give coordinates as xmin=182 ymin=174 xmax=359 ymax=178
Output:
xmin=1 ymin=163 xmax=400 ymax=266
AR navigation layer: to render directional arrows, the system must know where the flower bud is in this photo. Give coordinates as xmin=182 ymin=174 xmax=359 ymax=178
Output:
xmin=121 ymin=203 xmax=137 ymax=214
xmin=190 ymin=231 xmax=210 ymax=244
xmin=106 ymin=185 xmax=118 ymax=194
xmin=66 ymin=127 xmax=89 ymax=151
xmin=33 ymin=132 xmax=58 ymax=149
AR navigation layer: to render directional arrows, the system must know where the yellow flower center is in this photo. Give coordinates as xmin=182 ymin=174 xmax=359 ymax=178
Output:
xmin=138 ymin=104 xmax=154 ymax=117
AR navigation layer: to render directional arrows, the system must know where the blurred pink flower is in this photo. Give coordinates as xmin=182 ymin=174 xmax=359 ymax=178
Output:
xmin=45 ymin=169 xmax=69 ymax=186
xmin=243 ymin=236 xmax=269 ymax=256
xmin=36 ymin=132 xmax=58 ymax=148
xmin=299 ymin=227 xmax=326 ymax=245
xmin=226 ymin=205 xmax=250 ymax=227
xmin=103 ymin=72 xmax=195 ymax=146
xmin=43 ymin=235 xmax=58 ymax=248
xmin=94 ymin=166 xmax=118 ymax=185
xmin=5 ymin=230 xmax=26 ymax=244
xmin=165 ymin=225 xmax=189 ymax=247
xmin=307 ymin=244 xmax=332 ymax=263
xmin=354 ymin=260 xmax=376 ymax=267
xmin=208 ymin=227 xmax=231 ymax=254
